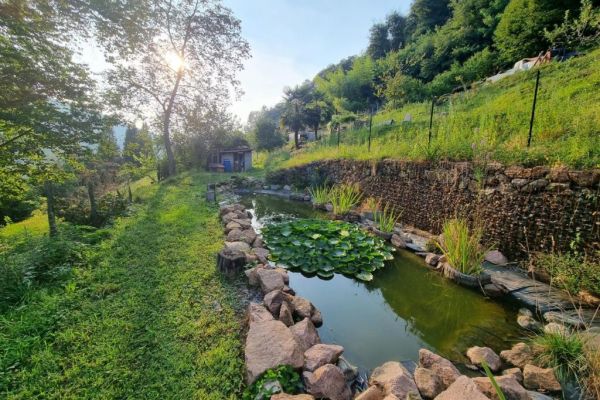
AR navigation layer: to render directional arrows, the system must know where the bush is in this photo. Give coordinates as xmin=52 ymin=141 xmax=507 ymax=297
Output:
xmin=532 ymin=330 xmax=586 ymax=382
xmin=531 ymin=252 xmax=600 ymax=296
xmin=382 ymin=72 xmax=428 ymax=108
xmin=438 ymin=218 xmax=487 ymax=275
xmin=242 ymin=365 xmax=302 ymax=400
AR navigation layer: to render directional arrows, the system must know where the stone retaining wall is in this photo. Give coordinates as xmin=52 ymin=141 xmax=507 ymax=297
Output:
xmin=266 ymin=160 xmax=599 ymax=259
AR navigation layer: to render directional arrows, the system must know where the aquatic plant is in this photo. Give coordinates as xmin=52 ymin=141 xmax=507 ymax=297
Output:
xmin=362 ymin=197 xmax=379 ymax=212
xmin=374 ymin=203 xmax=402 ymax=233
xmin=437 ymin=218 xmax=487 ymax=275
xmin=262 ymin=219 xmax=394 ymax=281
xmin=308 ymin=185 xmax=331 ymax=206
xmin=329 ymin=184 xmax=362 ymax=215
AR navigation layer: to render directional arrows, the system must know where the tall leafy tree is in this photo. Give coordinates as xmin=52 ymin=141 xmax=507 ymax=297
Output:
xmin=405 ymin=0 xmax=452 ymax=39
xmin=252 ymin=115 xmax=284 ymax=150
xmin=387 ymin=12 xmax=408 ymax=51
xmin=280 ymin=86 xmax=307 ymax=149
xmin=104 ymin=0 xmax=249 ymax=177
xmin=367 ymin=23 xmax=391 ymax=59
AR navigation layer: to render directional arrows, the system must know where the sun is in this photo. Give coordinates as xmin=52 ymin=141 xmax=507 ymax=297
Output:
xmin=165 ymin=51 xmax=184 ymax=71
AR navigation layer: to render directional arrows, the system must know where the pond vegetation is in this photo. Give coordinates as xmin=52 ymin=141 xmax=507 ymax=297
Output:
xmin=438 ymin=218 xmax=488 ymax=276
xmin=262 ymin=218 xmax=394 ymax=281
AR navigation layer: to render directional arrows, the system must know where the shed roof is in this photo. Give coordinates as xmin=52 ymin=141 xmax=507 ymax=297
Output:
xmin=219 ymin=146 xmax=252 ymax=153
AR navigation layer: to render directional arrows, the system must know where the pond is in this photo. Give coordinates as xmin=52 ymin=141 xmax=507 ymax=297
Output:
xmin=241 ymin=194 xmax=525 ymax=371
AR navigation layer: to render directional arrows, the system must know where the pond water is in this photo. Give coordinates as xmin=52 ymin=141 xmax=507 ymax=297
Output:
xmin=241 ymin=195 xmax=524 ymax=371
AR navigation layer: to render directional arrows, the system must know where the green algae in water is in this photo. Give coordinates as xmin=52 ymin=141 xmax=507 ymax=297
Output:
xmin=241 ymin=195 xmax=523 ymax=370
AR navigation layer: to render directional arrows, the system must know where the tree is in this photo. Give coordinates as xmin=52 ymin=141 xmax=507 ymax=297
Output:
xmin=281 ymin=97 xmax=305 ymax=149
xmin=405 ymin=0 xmax=452 ymax=39
xmin=387 ymin=12 xmax=408 ymax=51
xmin=367 ymin=23 xmax=391 ymax=59
xmin=544 ymin=0 xmax=600 ymax=50
xmin=104 ymin=0 xmax=249 ymax=178
xmin=381 ymin=73 xmax=427 ymax=108
xmin=252 ymin=115 xmax=284 ymax=150
xmin=494 ymin=0 xmax=577 ymax=62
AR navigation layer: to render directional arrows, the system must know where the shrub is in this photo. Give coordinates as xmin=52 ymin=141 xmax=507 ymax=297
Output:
xmin=242 ymin=365 xmax=303 ymax=400
xmin=532 ymin=330 xmax=586 ymax=382
xmin=437 ymin=218 xmax=487 ymax=275
xmin=329 ymin=184 xmax=362 ymax=215
xmin=530 ymin=252 xmax=600 ymax=296
xmin=374 ymin=203 xmax=402 ymax=233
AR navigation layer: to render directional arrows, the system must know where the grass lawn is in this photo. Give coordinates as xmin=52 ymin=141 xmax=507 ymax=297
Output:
xmin=0 ymin=172 xmax=246 ymax=399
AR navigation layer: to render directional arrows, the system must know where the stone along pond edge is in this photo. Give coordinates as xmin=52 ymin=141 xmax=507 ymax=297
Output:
xmin=214 ymin=194 xmax=571 ymax=399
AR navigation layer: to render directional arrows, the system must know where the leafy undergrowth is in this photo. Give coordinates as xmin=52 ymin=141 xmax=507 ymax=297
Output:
xmin=262 ymin=219 xmax=394 ymax=281
xmin=0 ymin=173 xmax=246 ymax=399
xmin=261 ymin=48 xmax=600 ymax=171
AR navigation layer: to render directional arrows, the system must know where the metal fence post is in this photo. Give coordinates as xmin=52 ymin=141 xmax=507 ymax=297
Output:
xmin=528 ymin=70 xmax=541 ymax=147
xmin=428 ymin=96 xmax=435 ymax=146
xmin=368 ymin=108 xmax=373 ymax=152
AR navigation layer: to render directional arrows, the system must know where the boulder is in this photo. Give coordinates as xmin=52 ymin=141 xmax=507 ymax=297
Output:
xmin=502 ymin=368 xmax=523 ymax=384
xmin=434 ymin=375 xmax=490 ymax=400
xmin=245 ymin=253 xmax=258 ymax=263
xmin=466 ymin=347 xmax=502 ymax=372
xmin=225 ymin=220 xmax=242 ymax=233
xmin=292 ymin=296 xmax=313 ymax=319
xmin=500 ymin=343 xmax=534 ymax=369
xmin=226 ymin=228 xmax=243 ymax=242
xmin=264 ymin=290 xmax=292 ymax=316
xmin=247 ymin=302 xmax=274 ymax=325
xmin=391 ymin=234 xmax=407 ymax=249
xmin=517 ymin=315 xmax=542 ymax=332
xmin=544 ymin=322 xmax=569 ymax=336
xmin=273 ymin=267 xmax=290 ymax=284
xmin=337 ymin=356 xmax=358 ymax=382
xmin=257 ymin=268 xmax=286 ymax=294
xmin=414 ymin=366 xmax=443 ymax=399
xmin=525 ymin=391 xmax=554 ymax=400
xmin=233 ymin=218 xmax=252 ymax=229
xmin=253 ymin=247 xmax=270 ymax=263
xmin=245 ymin=266 xmax=261 ymax=286
xmin=425 ymin=253 xmax=440 ymax=267
xmin=224 ymin=241 xmax=251 ymax=253
xmin=279 ymin=301 xmax=294 ymax=327
xmin=303 ymin=364 xmax=351 ymax=400
xmin=310 ymin=309 xmax=323 ymax=327
xmin=419 ymin=349 xmax=461 ymax=389
xmin=271 ymin=394 xmax=315 ymax=400
xmin=522 ymin=365 xmax=561 ymax=392
xmin=484 ymin=250 xmax=508 ymax=265
xmin=290 ymin=318 xmax=320 ymax=353
xmin=241 ymin=228 xmax=258 ymax=245
xmin=245 ymin=319 xmax=304 ymax=384
xmin=253 ymin=236 xmax=264 ymax=248
xmin=283 ymin=185 xmax=291 ymax=191
xmin=304 ymin=344 xmax=344 ymax=372
xmin=355 ymin=386 xmax=384 ymax=400
xmin=472 ymin=374 xmax=529 ymax=400
xmin=369 ymin=361 xmax=422 ymax=399
xmin=222 ymin=212 xmax=239 ymax=224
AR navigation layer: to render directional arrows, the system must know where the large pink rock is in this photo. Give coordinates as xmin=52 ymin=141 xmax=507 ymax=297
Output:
xmin=279 ymin=301 xmax=294 ymax=327
xmin=369 ymin=361 xmax=422 ymax=399
xmin=466 ymin=346 xmax=502 ymax=372
xmin=419 ymin=349 xmax=461 ymax=389
xmin=485 ymin=250 xmax=508 ymax=265
xmin=500 ymin=343 xmax=534 ymax=369
xmin=304 ymin=344 xmax=344 ymax=372
xmin=290 ymin=318 xmax=320 ymax=352
xmin=245 ymin=320 xmax=303 ymax=384
xmin=523 ymin=364 xmax=561 ymax=392
xmin=414 ymin=366 xmax=443 ymax=399
xmin=264 ymin=289 xmax=293 ymax=316
xmin=355 ymin=386 xmax=384 ymax=400
xmin=247 ymin=302 xmax=274 ymax=325
xmin=257 ymin=268 xmax=285 ymax=293
xmin=472 ymin=374 xmax=529 ymax=400
xmin=303 ymin=364 xmax=351 ymax=400
xmin=435 ymin=375 xmax=490 ymax=400
xmin=292 ymin=296 xmax=313 ymax=319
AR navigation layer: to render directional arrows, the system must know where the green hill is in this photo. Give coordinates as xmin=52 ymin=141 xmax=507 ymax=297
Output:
xmin=262 ymin=48 xmax=600 ymax=170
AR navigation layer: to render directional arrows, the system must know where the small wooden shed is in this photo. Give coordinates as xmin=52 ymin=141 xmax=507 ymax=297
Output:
xmin=210 ymin=146 xmax=253 ymax=172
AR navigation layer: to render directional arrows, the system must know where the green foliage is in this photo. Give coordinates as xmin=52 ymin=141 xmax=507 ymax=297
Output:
xmin=253 ymin=115 xmax=285 ymax=151
xmin=381 ymin=73 xmax=428 ymax=108
xmin=438 ymin=218 xmax=487 ymax=275
xmin=532 ymin=331 xmax=586 ymax=382
xmin=405 ymin=0 xmax=452 ymax=39
xmin=242 ymin=365 xmax=302 ymax=400
xmin=374 ymin=203 xmax=402 ymax=233
xmin=530 ymin=252 xmax=600 ymax=296
xmin=308 ymin=185 xmax=331 ymax=205
xmin=329 ymin=184 xmax=363 ymax=215
xmin=544 ymin=0 xmax=600 ymax=50
xmin=263 ymin=219 xmax=395 ymax=281
xmin=494 ymin=0 xmax=577 ymax=62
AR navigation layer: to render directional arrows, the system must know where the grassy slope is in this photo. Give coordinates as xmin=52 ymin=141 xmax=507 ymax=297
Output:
xmin=0 ymin=173 xmax=245 ymax=399
xmin=261 ymin=48 xmax=600 ymax=171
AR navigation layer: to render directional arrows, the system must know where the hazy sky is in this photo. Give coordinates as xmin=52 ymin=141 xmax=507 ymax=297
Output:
xmin=78 ymin=1 xmax=412 ymax=126
xmin=223 ymin=0 xmax=411 ymax=123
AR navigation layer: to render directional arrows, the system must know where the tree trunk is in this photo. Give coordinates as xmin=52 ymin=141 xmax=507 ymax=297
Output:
xmin=44 ymin=181 xmax=58 ymax=237
xmin=128 ymin=182 xmax=133 ymax=203
xmin=162 ymin=115 xmax=177 ymax=177
xmin=294 ymin=129 xmax=300 ymax=149
xmin=314 ymin=124 xmax=319 ymax=140
xmin=87 ymin=181 xmax=99 ymax=226
xmin=217 ymin=248 xmax=246 ymax=277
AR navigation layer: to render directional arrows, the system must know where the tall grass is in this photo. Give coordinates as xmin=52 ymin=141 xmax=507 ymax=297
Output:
xmin=329 ymin=184 xmax=362 ymax=215
xmin=308 ymin=185 xmax=331 ymax=205
xmin=263 ymin=48 xmax=600 ymax=171
xmin=438 ymin=218 xmax=487 ymax=275
xmin=532 ymin=330 xmax=587 ymax=383
xmin=374 ymin=203 xmax=402 ymax=233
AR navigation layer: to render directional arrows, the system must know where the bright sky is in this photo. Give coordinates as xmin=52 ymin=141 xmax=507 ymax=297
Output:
xmin=223 ymin=0 xmax=411 ymax=123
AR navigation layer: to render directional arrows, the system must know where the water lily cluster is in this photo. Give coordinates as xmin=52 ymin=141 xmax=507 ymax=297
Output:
xmin=262 ymin=219 xmax=394 ymax=281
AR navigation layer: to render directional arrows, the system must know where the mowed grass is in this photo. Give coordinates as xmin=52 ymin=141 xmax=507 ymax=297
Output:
xmin=0 ymin=173 xmax=246 ymax=399
xmin=261 ymin=47 xmax=600 ymax=171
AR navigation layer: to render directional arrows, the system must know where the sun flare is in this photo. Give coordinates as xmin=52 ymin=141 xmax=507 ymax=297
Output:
xmin=165 ymin=51 xmax=184 ymax=71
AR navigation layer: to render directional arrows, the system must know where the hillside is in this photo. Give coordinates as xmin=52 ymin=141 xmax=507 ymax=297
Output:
xmin=261 ymin=48 xmax=600 ymax=171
